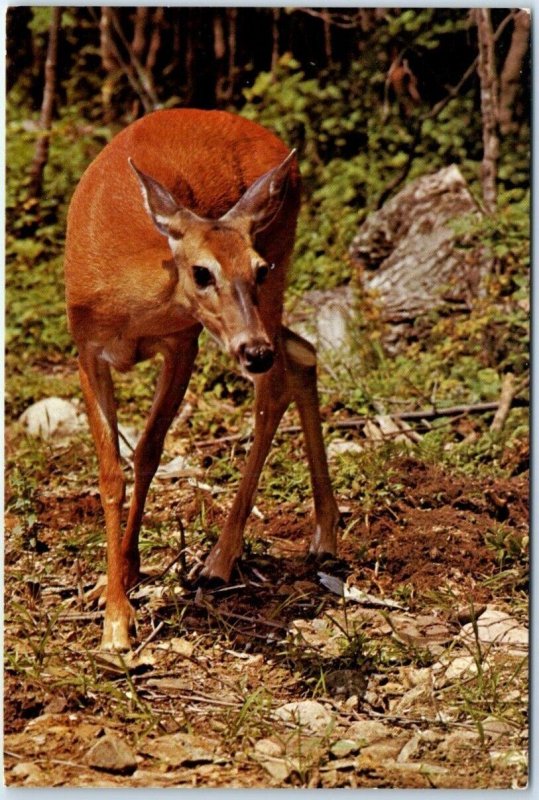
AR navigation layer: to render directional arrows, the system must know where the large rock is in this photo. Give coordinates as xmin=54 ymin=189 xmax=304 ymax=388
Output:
xmin=350 ymin=165 xmax=485 ymax=325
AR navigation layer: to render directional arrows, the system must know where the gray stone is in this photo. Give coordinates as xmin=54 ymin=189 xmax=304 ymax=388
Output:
xmin=350 ymin=165 xmax=486 ymax=342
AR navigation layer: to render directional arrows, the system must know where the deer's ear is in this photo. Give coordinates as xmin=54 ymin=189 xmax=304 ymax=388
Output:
xmin=129 ymin=158 xmax=180 ymax=236
xmin=223 ymin=149 xmax=296 ymax=235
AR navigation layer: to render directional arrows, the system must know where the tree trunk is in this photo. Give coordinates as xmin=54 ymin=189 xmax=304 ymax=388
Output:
xmin=499 ymin=10 xmax=530 ymax=135
xmin=143 ymin=7 xmax=164 ymax=102
xmin=213 ymin=11 xmax=227 ymax=102
xmin=108 ymin=8 xmax=156 ymax=114
xmin=132 ymin=7 xmax=148 ymax=61
xmin=271 ymin=8 xmax=280 ymax=75
xmin=473 ymin=8 xmax=499 ymax=215
xmin=100 ymin=7 xmax=117 ymax=124
xmin=226 ymin=8 xmax=237 ymax=100
xmin=28 ymin=7 xmax=61 ymax=200
xmin=323 ymin=14 xmax=333 ymax=67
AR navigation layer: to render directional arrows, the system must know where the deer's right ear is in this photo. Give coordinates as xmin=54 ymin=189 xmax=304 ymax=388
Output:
xmin=129 ymin=158 xmax=179 ymax=236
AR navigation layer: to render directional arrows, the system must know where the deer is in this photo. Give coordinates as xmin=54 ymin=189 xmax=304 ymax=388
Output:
xmin=64 ymin=109 xmax=340 ymax=651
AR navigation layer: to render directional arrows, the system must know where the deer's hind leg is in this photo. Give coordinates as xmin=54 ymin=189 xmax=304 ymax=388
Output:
xmin=282 ymin=327 xmax=340 ymax=557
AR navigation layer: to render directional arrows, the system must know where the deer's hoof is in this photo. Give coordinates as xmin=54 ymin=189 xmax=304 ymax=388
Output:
xmin=199 ymin=543 xmax=239 ymax=585
xmin=101 ymin=601 xmax=136 ymax=652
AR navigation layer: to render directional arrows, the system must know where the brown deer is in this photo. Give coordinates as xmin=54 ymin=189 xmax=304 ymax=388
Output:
xmin=64 ymin=109 xmax=339 ymax=651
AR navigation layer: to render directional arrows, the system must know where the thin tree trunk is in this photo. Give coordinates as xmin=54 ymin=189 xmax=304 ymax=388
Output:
xmin=108 ymin=8 xmax=157 ymax=112
xmin=226 ymin=8 xmax=237 ymax=100
xmin=214 ymin=12 xmax=226 ymax=60
xmin=323 ymin=13 xmax=333 ymax=67
xmin=143 ymin=7 xmax=164 ymax=102
xmin=132 ymin=7 xmax=148 ymax=61
xmin=473 ymin=8 xmax=499 ymax=215
xmin=499 ymin=10 xmax=530 ymax=135
xmin=100 ymin=7 xmax=117 ymax=124
xmin=271 ymin=8 xmax=280 ymax=75
xmin=213 ymin=11 xmax=227 ymax=102
xmin=28 ymin=7 xmax=61 ymax=199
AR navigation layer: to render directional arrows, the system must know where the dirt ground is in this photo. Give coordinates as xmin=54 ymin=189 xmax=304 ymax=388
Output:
xmin=3 ymin=442 xmax=529 ymax=788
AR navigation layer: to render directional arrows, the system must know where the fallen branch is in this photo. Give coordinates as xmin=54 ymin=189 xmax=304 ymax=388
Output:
xmin=193 ymin=396 xmax=528 ymax=449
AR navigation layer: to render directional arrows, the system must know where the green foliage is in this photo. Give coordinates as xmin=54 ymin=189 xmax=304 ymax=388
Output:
xmin=5 ymin=7 xmax=530 ymax=479
xmin=485 ymin=525 xmax=529 ymax=572
xmin=239 ymin=11 xmax=528 ymax=303
xmin=332 ymin=442 xmax=406 ymax=512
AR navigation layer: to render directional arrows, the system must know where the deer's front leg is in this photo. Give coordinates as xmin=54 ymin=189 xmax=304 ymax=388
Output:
xmin=78 ymin=350 xmax=133 ymax=652
xmin=201 ymin=354 xmax=291 ymax=583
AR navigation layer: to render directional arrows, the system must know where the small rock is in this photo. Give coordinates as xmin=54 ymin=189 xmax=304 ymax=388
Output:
xmin=397 ymin=733 xmax=422 ymax=763
xmin=433 ymin=654 xmax=480 ymax=687
xmin=391 ymin=682 xmax=433 ymax=714
xmin=489 ymin=749 xmax=527 ymax=769
xmin=84 ymin=734 xmax=137 ymax=775
xmin=345 ymin=720 xmax=391 ymax=745
xmin=255 ymin=738 xmax=285 ymax=757
xmin=316 ymin=297 xmax=352 ymax=351
xmin=274 ymin=700 xmax=333 ymax=732
xmin=20 ymin=397 xmax=84 ymax=441
xmin=385 ymin=760 xmax=449 ymax=777
xmin=357 ymin=738 xmax=408 ymax=765
xmin=436 ymin=729 xmax=479 ymax=758
xmin=325 ymin=757 xmax=357 ymax=771
xmin=11 ymin=762 xmax=44 ymax=784
xmin=481 ymin=716 xmax=515 ymax=740
xmin=327 ymin=439 xmax=363 ymax=460
xmin=260 ymin=756 xmax=294 ymax=782
xmin=141 ymin=733 xmax=226 ymax=768
xmin=344 ymin=695 xmax=359 ymax=711
xmin=285 ymin=286 xmax=355 ymax=354
xmin=155 ymin=637 xmax=194 ymax=658
xmin=460 ymin=607 xmax=528 ymax=655
xmin=330 ymin=739 xmax=361 ymax=759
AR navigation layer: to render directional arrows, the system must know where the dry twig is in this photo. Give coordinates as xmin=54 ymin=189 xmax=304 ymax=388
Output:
xmin=490 ymin=373 xmax=517 ymax=434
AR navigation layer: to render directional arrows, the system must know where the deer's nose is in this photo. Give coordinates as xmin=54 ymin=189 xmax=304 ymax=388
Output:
xmin=238 ymin=341 xmax=275 ymax=374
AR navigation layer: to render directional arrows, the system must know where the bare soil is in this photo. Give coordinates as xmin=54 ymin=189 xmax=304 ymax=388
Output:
xmin=4 ymin=445 xmax=529 ymax=788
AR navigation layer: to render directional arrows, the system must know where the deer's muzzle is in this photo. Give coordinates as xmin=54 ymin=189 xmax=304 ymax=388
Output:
xmin=237 ymin=340 xmax=275 ymax=373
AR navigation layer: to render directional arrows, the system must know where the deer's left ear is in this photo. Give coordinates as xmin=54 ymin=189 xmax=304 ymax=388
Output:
xmin=223 ymin=149 xmax=296 ymax=235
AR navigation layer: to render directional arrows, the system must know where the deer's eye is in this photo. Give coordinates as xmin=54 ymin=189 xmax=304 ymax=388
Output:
xmin=255 ymin=264 xmax=269 ymax=285
xmin=192 ymin=266 xmax=215 ymax=289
